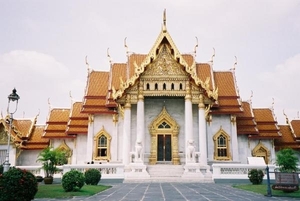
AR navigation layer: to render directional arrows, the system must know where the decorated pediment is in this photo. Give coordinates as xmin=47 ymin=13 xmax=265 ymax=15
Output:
xmin=142 ymin=44 xmax=188 ymax=79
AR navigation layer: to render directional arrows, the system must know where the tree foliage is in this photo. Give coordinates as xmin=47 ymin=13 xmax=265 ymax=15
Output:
xmin=36 ymin=147 xmax=67 ymax=177
xmin=276 ymin=148 xmax=299 ymax=172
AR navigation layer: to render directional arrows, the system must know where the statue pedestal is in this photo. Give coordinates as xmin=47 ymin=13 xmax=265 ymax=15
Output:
xmin=124 ymin=163 xmax=150 ymax=179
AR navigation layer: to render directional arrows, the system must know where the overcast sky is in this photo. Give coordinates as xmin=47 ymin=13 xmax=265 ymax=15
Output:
xmin=1 ymin=0 xmax=299 ymax=125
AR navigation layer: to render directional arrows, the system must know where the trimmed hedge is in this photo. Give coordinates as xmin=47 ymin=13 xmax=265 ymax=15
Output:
xmin=85 ymin=168 xmax=101 ymax=185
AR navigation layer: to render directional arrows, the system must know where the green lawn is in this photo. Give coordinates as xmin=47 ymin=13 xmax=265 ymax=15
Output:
xmin=233 ymin=184 xmax=300 ymax=198
xmin=35 ymin=184 xmax=111 ymax=199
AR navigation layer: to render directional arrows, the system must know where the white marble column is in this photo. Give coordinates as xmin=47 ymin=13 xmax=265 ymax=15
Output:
xmin=185 ymin=81 xmax=194 ymax=163
xmin=231 ymin=115 xmax=239 ymax=161
xmin=136 ymin=81 xmax=144 ymax=163
xmin=198 ymin=94 xmax=207 ymax=165
xmin=86 ymin=115 xmax=94 ymax=163
xmin=122 ymin=94 xmax=131 ymax=165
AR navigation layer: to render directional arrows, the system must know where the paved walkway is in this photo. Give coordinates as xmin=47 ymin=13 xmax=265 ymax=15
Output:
xmin=34 ymin=183 xmax=298 ymax=201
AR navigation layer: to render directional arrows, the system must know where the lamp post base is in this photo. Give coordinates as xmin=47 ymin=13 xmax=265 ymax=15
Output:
xmin=3 ymin=156 xmax=10 ymax=172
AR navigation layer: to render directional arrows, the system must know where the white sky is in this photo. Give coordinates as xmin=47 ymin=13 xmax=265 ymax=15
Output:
xmin=1 ymin=0 xmax=300 ymax=124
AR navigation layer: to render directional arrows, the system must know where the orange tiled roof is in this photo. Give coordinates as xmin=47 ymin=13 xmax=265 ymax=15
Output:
xmin=67 ymin=102 xmax=88 ymax=135
xmin=182 ymin=54 xmax=194 ymax=67
xmin=43 ymin=108 xmax=74 ymax=138
xmin=236 ymin=102 xmax=259 ymax=135
xmin=21 ymin=125 xmax=49 ymax=150
xmin=111 ymin=63 xmax=127 ymax=90
xmin=210 ymin=71 xmax=242 ymax=114
xmin=250 ymin=108 xmax=281 ymax=139
xmin=129 ymin=54 xmax=147 ymax=78
xmin=290 ymin=120 xmax=300 ymax=139
xmin=82 ymin=71 xmax=111 ymax=114
xmin=196 ymin=63 xmax=213 ymax=91
xmin=13 ymin=119 xmax=35 ymax=138
xmin=275 ymin=125 xmax=300 ymax=150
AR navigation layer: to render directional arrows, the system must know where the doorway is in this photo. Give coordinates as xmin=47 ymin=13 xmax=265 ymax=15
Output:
xmin=157 ymin=134 xmax=172 ymax=161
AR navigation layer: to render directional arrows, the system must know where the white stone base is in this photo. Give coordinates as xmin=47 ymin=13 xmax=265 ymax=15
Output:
xmin=182 ymin=163 xmax=204 ymax=178
xmin=124 ymin=163 xmax=150 ymax=179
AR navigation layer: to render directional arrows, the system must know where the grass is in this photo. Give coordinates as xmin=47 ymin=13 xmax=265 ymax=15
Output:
xmin=233 ymin=184 xmax=300 ymax=198
xmin=35 ymin=184 xmax=111 ymax=199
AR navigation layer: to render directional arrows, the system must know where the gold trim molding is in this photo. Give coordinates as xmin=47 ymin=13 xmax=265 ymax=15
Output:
xmin=148 ymin=106 xmax=180 ymax=165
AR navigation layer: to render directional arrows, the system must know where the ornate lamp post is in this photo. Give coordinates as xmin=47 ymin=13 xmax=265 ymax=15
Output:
xmin=3 ymin=88 xmax=20 ymax=172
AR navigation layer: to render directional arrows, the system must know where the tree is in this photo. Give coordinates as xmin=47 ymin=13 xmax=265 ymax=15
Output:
xmin=36 ymin=147 xmax=67 ymax=178
xmin=276 ymin=148 xmax=299 ymax=172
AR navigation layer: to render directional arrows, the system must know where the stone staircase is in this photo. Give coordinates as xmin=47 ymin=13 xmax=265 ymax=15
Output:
xmin=124 ymin=164 xmax=213 ymax=183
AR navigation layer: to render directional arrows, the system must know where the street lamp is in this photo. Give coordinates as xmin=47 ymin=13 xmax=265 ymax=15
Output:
xmin=3 ymin=88 xmax=20 ymax=172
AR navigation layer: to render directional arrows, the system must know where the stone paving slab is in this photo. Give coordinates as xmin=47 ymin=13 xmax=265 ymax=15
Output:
xmin=34 ymin=183 xmax=299 ymax=201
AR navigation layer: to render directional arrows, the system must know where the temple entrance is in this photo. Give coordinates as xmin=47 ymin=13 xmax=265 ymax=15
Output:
xmin=157 ymin=134 xmax=172 ymax=161
xmin=149 ymin=107 xmax=180 ymax=165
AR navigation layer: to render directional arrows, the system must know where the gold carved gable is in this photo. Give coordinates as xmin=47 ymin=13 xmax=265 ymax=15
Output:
xmin=252 ymin=142 xmax=270 ymax=164
xmin=149 ymin=106 xmax=179 ymax=135
xmin=142 ymin=44 xmax=188 ymax=79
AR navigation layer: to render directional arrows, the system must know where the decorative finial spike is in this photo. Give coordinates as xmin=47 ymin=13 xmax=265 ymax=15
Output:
xmin=69 ymin=91 xmax=73 ymax=104
xmin=230 ymin=56 xmax=237 ymax=71
xmin=194 ymin=36 xmax=198 ymax=57
xmin=85 ymin=56 xmax=91 ymax=73
xmin=271 ymin=98 xmax=275 ymax=112
xmin=107 ymin=48 xmax=112 ymax=65
xmin=210 ymin=48 xmax=215 ymax=63
xmin=249 ymin=90 xmax=253 ymax=104
xmin=163 ymin=9 xmax=167 ymax=32
xmin=124 ymin=37 xmax=129 ymax=56
xmin=283 ymin=110 xmax=289 ymax=124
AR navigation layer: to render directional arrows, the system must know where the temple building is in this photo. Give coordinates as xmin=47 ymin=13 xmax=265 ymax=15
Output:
xmin=0 ymin=12 xmax=299 ymax=180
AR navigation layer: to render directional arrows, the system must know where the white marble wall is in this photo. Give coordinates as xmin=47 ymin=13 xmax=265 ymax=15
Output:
xmin=17 ymin=150 xmax=40 ymax=166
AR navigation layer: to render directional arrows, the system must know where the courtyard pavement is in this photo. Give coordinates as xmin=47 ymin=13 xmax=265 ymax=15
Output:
xmin=34 ymin=182 xmax=298 ymax=201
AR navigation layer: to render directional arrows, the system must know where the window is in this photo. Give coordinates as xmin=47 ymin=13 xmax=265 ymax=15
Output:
xmin=146 ymin=83 xmax=150 ymax=90
xmin=97 ymin=135 xmax=107 ymax=157
xmin=93 ymin=127 xmax=111 ymax=161
xmin=158 ymin=121 xmax=171 ymax=129
xmin=213 ymin=128 xmax=231 ymax=160
xmin=155 ymin=83 xmax=158 ymax=90
xmin=179 ymin=83 xmax=183 ymax=90
xmin=217 ymin=134 xmax=227 ymax=157
xmin=163 ymin=83 xmax=166 ymax=90
xmin=171 ymin=83 xmax=174 ymax=90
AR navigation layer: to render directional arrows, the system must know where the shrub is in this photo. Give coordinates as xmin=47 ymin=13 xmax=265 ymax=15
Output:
xmin=276 ymin=148 xmax=299 ymax=172
xmin=248 ymin=169 xmax=264 ymax=185
xmin=62 ymin=170 xmax=85 ymax=192
xmin=0 ymin=164 xmax=3 ymax=174
xmin=85 ymin=168 xmax=101 ymax=185
xmin=0 ymin=167 xmax=38 ymax=201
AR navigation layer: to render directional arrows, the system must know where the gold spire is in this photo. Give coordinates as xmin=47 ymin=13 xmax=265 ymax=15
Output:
xmin=230 ymin=56 xmax=237 ymax=71
xmin=283 ymin=110 xmax=289 ymax=124
xmin=210 ymin=48 xmax=215 ymax=63
xmin=85 ymin=56 xmax=91 ymax=74
xmin=194 ymin=36 xmax=198 ymax=57
xmin=162 ymin=9 xmax=167 ymax=32
xmin=107 ymin=48 xmax=113 ymax=65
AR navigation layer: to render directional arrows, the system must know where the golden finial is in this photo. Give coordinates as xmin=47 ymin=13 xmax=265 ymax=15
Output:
xmin=1 ymin=110 xmax=3 ymax=119
xmin=124 ymin=37 xmax=129 ymax=56
xmin=162 ymin=9 xmax=167 ymax=32
xmin=271 ymin=97 xmax=275 ymax=112
xmin=297 ymin=111 xmax=299 ymax=119
xmin=107 ymin=48 xmax=112 ymax=65
xmin=69 ymin=91 xmax=73 ymax=104
xmin=85 ymin=55 xmax=91 ymax=73
xmin=194 ymin=36 xmax=198 ymax=57
xmin=249 ymin=90 xmax=253 ymax=104
xmin=230 ymin=56 xmax=237 ymax=71
xmin=210 ymin=47 xmax=215 ymax=63
xmin=48 ymin=98 xmax=52 ymax=111
xmin=283 ymin=110 xmax=289 ymax=124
